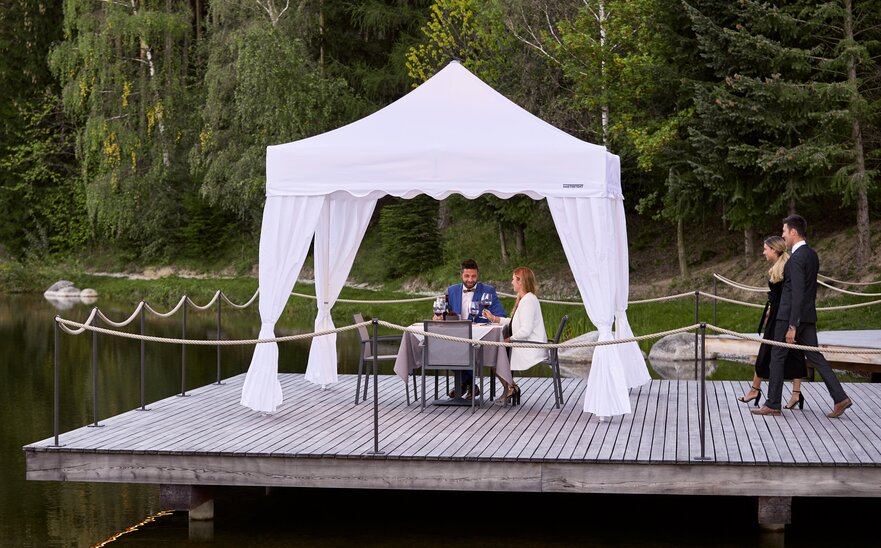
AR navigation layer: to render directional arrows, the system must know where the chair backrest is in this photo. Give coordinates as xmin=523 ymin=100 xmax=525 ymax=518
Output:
xmin=549 ymin=315 xmax=569 ymax=362
xmin=353 ymin=313 xmax=369 ymax=343
xmin=423 ymin=320 xmax=473 ymax=369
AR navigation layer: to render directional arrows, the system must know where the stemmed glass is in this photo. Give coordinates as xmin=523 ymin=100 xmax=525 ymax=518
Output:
xmin=468 ymin=301 xmax=480 ymax=321
xmin=433 ymin=296 xmax=446 ymax=317
xmin=479 ymin=292 xmax=493 ymax=311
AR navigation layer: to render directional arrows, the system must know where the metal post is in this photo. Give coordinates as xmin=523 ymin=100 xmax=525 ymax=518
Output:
xmin=712 ymin=277 xmax=717 ymax=326
xmin=215 ymin=291 xmax=223 ymax=385
xmin=366 ymin=318 xmax=384 ymax=455
xmin=694 ymin=323 xmax=712 ymax=461
xmin=139 ymin=304 xmax=146 ymax=410
xmin=52 ymin=318 xmax=61 ymax=447
xmin=89 ymin=311 xmax=102 ymax=427
xmin=694 ymin=290 xmax=700 ymax=380
xmin=180 ymin=297 xmax=188 ymax=397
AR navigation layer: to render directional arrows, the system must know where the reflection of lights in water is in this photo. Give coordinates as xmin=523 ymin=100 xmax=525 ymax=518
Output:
xmin=91 ymin=510 xmax=174 ymax=547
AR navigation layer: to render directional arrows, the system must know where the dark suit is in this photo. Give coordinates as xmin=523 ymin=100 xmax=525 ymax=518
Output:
xmin=765 ymin=242 xmax=848 ymax=409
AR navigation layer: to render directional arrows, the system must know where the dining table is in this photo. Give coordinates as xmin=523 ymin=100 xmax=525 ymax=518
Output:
xmin=393 ymin=322 xmax=513 ymax=405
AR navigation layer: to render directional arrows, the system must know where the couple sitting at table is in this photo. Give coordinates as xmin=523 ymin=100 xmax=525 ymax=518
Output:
xmin=434 ymin=259 xmax=548 ymax=404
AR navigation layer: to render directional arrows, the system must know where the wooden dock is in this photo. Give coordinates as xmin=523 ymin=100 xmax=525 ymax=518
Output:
xmin=24 ymin=373 xmax=881 ymax=507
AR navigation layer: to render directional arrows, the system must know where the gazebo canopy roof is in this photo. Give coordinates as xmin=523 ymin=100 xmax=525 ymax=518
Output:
xmin=266 ymin=61 xmax=619 ymax=200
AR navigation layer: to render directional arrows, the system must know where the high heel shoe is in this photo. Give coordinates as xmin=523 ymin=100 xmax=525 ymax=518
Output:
xmin=512 ymin=384 xmax=521 ymax=406
xmin=738 ymin=386 xmax=762 ymax=407
xmin=785 ymin=390 xmax=805 ymax=410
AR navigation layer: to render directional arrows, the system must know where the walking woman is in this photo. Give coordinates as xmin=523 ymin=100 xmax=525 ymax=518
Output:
xmin=483 ymin=267 xmax=547 ymax=404
xmin=739 ymin=236 xmax=808 ymax=409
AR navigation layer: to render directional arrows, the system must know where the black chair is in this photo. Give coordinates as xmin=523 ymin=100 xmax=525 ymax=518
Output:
xmin=353 ymin=313 xmax=408 ymax=404
xmin=511 ymin=315 xmax=568 ymax=408
xmin=421 ymin=320 xmax=482 ymax=411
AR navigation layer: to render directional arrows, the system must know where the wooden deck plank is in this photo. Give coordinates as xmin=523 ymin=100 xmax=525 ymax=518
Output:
xmin=647 ymin=380 xmax=669 ymax=463
xmin=517 ymin=379 xmax=584 ymax=461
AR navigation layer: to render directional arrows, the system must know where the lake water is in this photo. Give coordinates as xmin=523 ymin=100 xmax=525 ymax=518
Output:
xmin=2 ymin=294 xmax=877 ymax=546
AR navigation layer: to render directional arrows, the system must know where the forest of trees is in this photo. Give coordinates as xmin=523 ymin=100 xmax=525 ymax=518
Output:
xmin=0 ymin=0 xmax=879 ymax=278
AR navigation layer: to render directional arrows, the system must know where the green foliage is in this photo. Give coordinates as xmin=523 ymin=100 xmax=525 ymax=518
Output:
xmin=378 ymin=196 xmax=443 ymax=278
xmin=406 ymin=0 xmax=513 ymax=85
xmin=192 ymin=7 xmax=366 ymax=223
xmin=0 ymin=92 xmax=89 ymax=257
xmin=48 ymin=0 xmax=196 ymax=254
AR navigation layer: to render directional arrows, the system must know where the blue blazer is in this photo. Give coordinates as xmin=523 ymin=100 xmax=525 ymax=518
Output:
xmin=446 ymin=282 xmax=507 ymax=323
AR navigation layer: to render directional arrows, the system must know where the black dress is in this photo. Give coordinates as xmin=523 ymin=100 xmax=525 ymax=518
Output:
xmin=754 ymin=280 xmax=808 ymax=379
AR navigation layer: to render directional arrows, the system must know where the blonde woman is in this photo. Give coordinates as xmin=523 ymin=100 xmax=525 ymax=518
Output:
xmin=738 ymin=236 xmax=808 ymax=409
xmin=483 ymin=267 xmax=547 ymax=404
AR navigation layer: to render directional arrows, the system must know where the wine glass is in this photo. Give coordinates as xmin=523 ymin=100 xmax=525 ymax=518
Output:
xmin=468 ymin=301 xmax=480 ymax=321
xmin=433 ymin=296 xmax=445 ymax=317
xmin=480 ymin=292 xmax=493 ymax=310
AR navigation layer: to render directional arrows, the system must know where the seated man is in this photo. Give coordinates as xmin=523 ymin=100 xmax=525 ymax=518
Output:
xmin=434 ymin=259 xmax=507 ymax=398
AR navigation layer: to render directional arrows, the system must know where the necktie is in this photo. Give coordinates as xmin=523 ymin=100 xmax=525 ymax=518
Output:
xmin=463 ymin=288 xmax=475 ymax=293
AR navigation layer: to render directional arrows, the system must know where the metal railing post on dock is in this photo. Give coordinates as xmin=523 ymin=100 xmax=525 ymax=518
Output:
xmin=712 ymin=277 xmax=717 ymax=325
xmin=694 ymin=323 xmax=712 ymax=461
xmin=89 ymin=310 xmax=103 ymax=428
xmin=366 ymin=318 xmax=384 ymax=455
xmin=215 ymin=291 xmax=223 ymax=385
xmin=52 ymin=318 xmax=61 ymax=446
xmin=179 ymin=297 xmax=188 ymax=397
xmin=138 ymin=303 xmax=148 ymax=411
xmin=694 ymin=291 xmax=700 ymax=380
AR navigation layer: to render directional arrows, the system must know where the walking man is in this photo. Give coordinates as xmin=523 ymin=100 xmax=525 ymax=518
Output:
xmin=752 ymin=215 xmax=853 ymax=418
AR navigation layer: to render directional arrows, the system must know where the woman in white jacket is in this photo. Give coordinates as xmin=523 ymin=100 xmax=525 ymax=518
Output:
xmin=483 ymin=267 xmax=547 ymax=404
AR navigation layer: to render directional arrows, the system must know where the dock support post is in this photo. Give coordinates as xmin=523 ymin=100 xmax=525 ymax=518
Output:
xmin=160 ymin=484 xmax=214 ymax=539
xmin=757 ymin=496 xmax=791 ymax=532
xmin=52 ymin=318 xmax=61 ymax=447
xmin=712 ymin=277 xmax=717 ymax=326
xmin=366 ymin=318 xmax=384 ymax=455
xmin=139 ymin=304 xmax=148 ymax=411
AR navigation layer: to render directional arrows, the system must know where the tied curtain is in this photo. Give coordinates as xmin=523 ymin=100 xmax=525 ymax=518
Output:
xmin=613 ymin=199 xmax=652 ymax=389
xmin=305 ymin=195 xmax=377 ymax=386
xmin=548 ymin=196 xmax=649 ymax=417
xmin=240 ymin=195 xmax=325 ymax=413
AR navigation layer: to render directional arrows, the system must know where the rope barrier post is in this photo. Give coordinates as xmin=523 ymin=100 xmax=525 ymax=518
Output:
xmin=51 ymin=318 xmax=61 ymax=447
xmin=215 ymin=291 xmax=223 ymax=385
xmin=713 ymin=277 xmax=717 ymax=325
xmin=694 ymin=291 xmax=700 ymax=380
xmin=694 ymin=322 xmax=712 ymax=461
xmin=179 ymin=297 xmax=188 ymax=397
xmin=366 ymin=318 xmax=384 ymax=455
xmin=139 ymin=303 xmax=147 ymax=411
xmin=89 ymin=310 xmax=103 ymax=428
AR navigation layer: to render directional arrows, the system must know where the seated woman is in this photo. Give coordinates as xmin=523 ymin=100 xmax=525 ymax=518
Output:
xmin=483 ymin=267 xmax=547 ymax=404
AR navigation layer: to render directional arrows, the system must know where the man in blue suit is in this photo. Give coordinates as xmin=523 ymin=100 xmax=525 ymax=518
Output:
xmin=434 ymin=259 xmax=507 ymax=398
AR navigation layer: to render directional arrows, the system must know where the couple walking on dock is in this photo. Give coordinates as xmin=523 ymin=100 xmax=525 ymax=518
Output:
xmin=742 ymin=215 xmax=853 ymax=418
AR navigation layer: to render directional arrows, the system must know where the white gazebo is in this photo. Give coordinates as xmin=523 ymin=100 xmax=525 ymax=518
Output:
xmin=240 ymin=61 xmax=650 ymax=417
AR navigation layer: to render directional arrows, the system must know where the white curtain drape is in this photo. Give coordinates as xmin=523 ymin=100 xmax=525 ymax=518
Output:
xmin=548 ymin=196 xmax=630 ymax=417
xmin=240 ymin=195 xmax=325 ymax=413
xmin=612 ymin=199 xmax=651 ymax=388
xmin=305 ymin=194 xmax=377 ymax=386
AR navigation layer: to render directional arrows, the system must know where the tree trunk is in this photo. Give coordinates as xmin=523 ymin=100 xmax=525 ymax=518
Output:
xmin=598 ymin=0 xmax=609 ymax=145
xmin=788 ymin=197 xmax=796 ymax=216
xmin=844 ymin=0 xmax=871 ymax=268
xmin=744 ymin=227 xmax=754 ymax=265
xmin=499 ymin=222 xmax=509 ymax=263
xmin=514 ymin=224 xmax=525 ymax=256
xmin=677 ymin=219 xmax=688 ymax=278
xmin=436 ymin=200 xmax=451 ymax=230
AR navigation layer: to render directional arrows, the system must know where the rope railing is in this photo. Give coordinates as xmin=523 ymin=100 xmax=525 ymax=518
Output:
xmin=54 ymin=314 xmax=881 ymax=354
xmin=819 ymin=273 xmax=881 ymax=286
xmin=715 ymin=272 xmax=881 ymax=297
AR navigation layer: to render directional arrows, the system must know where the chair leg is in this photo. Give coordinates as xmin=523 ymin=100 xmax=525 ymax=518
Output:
xmin=412 ymin=370 xmax=419 ymax=402
xmin=405 ymin=378 xmax=411 ymax=405
xmin=363 ymin=360 xmax=371 ymax=402
xmin=553 ymin=362 xmax=563 ymax=408
xmin=355 ymin=354 xmax=365 ymax=404
xmin=421 ymin=369 xmax=427 ymax=409
xmin=490 ymin=374 xmax=496 ymax=401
